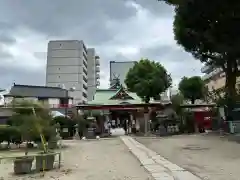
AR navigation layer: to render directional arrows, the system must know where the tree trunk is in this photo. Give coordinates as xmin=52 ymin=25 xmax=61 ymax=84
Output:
xmin=144 ymin=97 xmax=150 ymax=136
xmin=225 ymin=59 xmax=237 ymax=122
xmin=191 ymin=98 xmax=195 ymax=104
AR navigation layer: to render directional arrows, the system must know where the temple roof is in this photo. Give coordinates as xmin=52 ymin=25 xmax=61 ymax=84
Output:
xmin=87 ymin=86 xmax=171 ymax=106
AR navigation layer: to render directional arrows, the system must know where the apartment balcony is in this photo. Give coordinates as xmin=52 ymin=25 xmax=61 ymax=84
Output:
xmin=96 ymin=66 xmax=100 ymax=72
xmin=202 ymin=68 xmax=222 ymax=81
xmin=96 ymin=73 xmax=100 ymax=79
xmin=95 ymin=58 xmax=100 ymax=66
xmin=201 ymin=65 xmax=214 ymax=74
xmin=96 ymin=80 xmax=100 ymax=86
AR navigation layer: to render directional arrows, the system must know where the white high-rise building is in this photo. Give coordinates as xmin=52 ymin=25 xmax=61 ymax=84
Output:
xmin=46 ymin=40 xmax=100 ymax=104
xmin=87 ymin=48 xmax=100 ymax=101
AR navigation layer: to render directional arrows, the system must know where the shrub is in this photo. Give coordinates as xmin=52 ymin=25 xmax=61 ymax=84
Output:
xmin=0 ymin=125 xmax=21 ymax=145
xmin=52 ymin=116 xmax=75 ymax=126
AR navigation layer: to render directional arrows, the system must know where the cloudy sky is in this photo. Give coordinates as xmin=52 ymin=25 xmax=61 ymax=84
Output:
xmin=0 ymin=0 xmax=203 ymax=90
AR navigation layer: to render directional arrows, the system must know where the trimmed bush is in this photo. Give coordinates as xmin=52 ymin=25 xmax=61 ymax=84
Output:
xmin=0 ymin=125 xmax=21 ymax=145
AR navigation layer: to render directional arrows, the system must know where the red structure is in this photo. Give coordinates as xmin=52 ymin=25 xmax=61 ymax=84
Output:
xmin=76 ymin=86 xmax=171 ymax=134
xmin=180 ymin=104 xmax=216 ymax=132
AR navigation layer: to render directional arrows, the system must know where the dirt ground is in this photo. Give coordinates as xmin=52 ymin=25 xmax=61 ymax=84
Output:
xmin=136 ymin=134 xmax=240 ymax=180
xmin=0 ymin=139 xmax=153 ymax=180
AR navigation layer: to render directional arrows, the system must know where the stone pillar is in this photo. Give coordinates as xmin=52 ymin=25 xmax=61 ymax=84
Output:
xmin=117 ymin=117 xmax=120 ymax=126
xmin=105 ymin=114 xmax=110 ymax=132
xmin=74 ymin=124 xmax=80 ymax=140
xmin=144 ymin=113 xmax=148 ymax=135
xmin=129 ymin=114 xmax=134 ymax=133
xmin=130 ymin=114 xmax=134 ymax=124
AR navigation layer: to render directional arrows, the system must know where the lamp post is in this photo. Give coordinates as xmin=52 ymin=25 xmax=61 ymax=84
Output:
xmin=60 ymin=84 xmax=75 ymax=117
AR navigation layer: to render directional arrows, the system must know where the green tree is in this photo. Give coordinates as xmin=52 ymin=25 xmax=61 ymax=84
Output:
xmin=125 ymin=59 xmax=172 ymax=103
xmin=170 ymin=93 xmax=184 ymax=114
xmin=178 ymin=76 xmax=205 ymax=104
xmin=159 ymin=0 xmax=240 ymax=115
xmin=8 ymin=100 xmax=55 ymax=145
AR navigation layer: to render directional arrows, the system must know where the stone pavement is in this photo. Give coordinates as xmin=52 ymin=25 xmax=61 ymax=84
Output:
xmin=1 ymin=138 xmax=153 ymax=180
xmin=121 ymin=136 xmax=202 ymax=180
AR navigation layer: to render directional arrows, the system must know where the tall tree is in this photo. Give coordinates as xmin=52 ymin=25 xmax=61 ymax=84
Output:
xmin=178 ymin=76 xmax=205 ymax=104
xmin=170 ymin=93 xmax=184 ymax=114
xmin=159 ymin=0 xmax=240 ymax=115
xmin=125 ymin=59 xmax=172 ymax=103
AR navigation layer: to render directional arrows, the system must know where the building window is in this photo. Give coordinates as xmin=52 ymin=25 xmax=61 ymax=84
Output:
xmin=59 ymin=76 xmax=60 ymax=78
xmin=59 ymin=68 xmax=60 ymax=70
xmin=59 ymin=43 xmax=62 ymax=47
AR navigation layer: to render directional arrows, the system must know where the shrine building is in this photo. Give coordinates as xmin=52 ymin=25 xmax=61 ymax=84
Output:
xmin=76 ymin=85 xmax=171 ymax=134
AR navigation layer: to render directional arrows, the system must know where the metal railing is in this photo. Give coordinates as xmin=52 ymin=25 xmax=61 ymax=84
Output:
xmin=48 ymin=104 xmax=75 ymax=108
xmin=3 ymin=103 xmax=75 ymax=109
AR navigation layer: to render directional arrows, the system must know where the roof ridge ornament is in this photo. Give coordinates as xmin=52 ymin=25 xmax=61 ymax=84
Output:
xmin=109 ymin=85 xmax=134 ymax=100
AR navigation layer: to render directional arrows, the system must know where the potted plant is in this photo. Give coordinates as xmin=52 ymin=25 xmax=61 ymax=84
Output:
xmin=35 ymin=126 xmax=56 ymax=172
xmin=35 ymin=151 xmax=55 ymax=171
xmin=12 ymin=115 xmax=36 ymax=174
xmin=10 ymin=100 xmax=56 ymax=173
xmin=14 ymin=156 xmax=34 ymax=174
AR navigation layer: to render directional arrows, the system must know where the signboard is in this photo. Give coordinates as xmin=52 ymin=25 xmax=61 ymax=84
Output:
xmin=86 ymin=128 xmax=95 ymax=139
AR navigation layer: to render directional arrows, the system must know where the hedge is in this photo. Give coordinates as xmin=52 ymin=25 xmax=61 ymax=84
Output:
xmin=0 ymin=125 xmax=54 ymax=145
xmin=0 ymin=125 xmax=22 ymax=145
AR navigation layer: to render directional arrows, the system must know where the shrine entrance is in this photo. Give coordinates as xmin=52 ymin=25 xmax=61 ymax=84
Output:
xmin=110 ymin=110 xmax=131 ymax=131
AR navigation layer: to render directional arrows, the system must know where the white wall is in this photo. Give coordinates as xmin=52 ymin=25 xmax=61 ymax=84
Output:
xmin=48 ymin=98 xmax=60 ymax=105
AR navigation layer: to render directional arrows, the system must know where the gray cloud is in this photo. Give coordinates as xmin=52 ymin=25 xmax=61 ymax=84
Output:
xmin=0 ymin=0 xmax=138 ymax=45
xmin=136 ymin=0 xmax=174 ymax=17
xmin=0 ymin=65 xmax=45 ymax=88
xmin=0 ymin=33 xmax=16 ymax=45
xmin=0 ymin=0 xmax=201 ymax=89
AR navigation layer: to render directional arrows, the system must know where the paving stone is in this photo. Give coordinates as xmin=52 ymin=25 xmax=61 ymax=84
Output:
xmin=152 ymin=172 xmax=175 ymax=180
xmin=139 ymin=158 xmax=155 ymax=165
xmin=144 ymin=164 xmax=167 ymax=173
xmin=154 ymin=159 xmax=185 ymax=171
xmin=172 ymin=171 xmax=202 ymax=180
xmin=120 ymin=136 xmax=201 ymax=180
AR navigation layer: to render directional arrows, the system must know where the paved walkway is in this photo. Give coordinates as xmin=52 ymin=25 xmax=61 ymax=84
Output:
xmin=1 ymin=138 xmax=153 ymax=180
xmin=136 ymin=134 xmax=240 ymax=180
xmin=121 ymin=136 xmax=202 ymax=180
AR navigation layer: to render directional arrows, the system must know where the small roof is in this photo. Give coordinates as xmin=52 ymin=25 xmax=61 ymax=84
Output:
xmin=4 ymin=84 xmax=71 ymax=99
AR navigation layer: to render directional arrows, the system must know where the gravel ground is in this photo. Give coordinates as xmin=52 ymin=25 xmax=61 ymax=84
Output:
xmin=1 ymin=138 xmax=153 ymax=180
xmin=135 ymin=134 xmax=240 ymax=180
